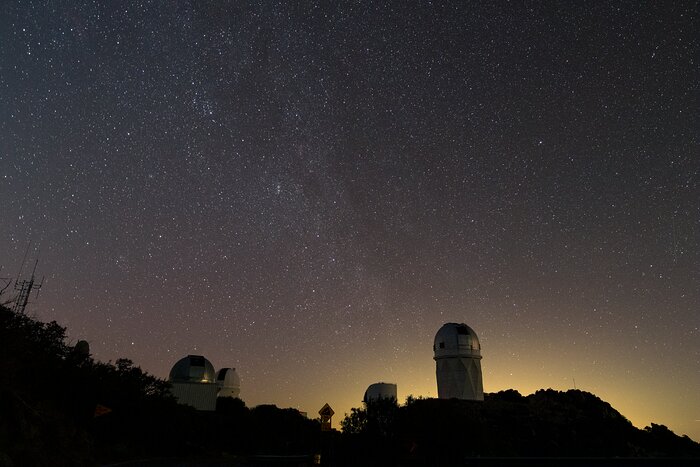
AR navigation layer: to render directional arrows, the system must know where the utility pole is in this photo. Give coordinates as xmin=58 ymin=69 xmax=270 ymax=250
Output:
xmin=10 ymin=243 xmax=44 ymax=314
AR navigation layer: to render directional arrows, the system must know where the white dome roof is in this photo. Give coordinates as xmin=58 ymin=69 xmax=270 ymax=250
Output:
xmin=433 ymin=323 xmax=481 ymax=359
xmin=216 ymin=367 xmax=241 ymax=389
xmin=363 ymin=382 xmax=397 ymax=403
xmin=169 ymin=355 xmax=216 ymax=383
xmin=216 ymin=367 xmax=241 ymax=398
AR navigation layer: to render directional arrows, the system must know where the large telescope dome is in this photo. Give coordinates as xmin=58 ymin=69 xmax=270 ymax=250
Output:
xmin=433 ymin=322 xmax=484 ymax=400
xmin=169 ymin=355 xmax=216 ymax=383
xmin=433 ymin=322 xmax=481 ymax=359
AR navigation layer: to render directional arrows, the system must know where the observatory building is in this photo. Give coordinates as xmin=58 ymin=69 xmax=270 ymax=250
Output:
xmin=363 ymin=382 xmax=397 ymax=404
xmin=169 ymin=355 xmax=242 ymax=410
xmin=433 ymin=323 xmax=484 ymax=401
xmin=216 ymin=367 xmax=241 ymax=398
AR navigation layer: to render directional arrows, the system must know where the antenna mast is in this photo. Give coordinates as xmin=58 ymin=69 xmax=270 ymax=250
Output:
xmin=0 ymin=269 xmax=11 ymax=299
xmin=11 ymin=245 xmax=44 ymax=314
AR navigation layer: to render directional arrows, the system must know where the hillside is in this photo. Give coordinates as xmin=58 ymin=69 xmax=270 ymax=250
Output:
xmin=0 ymin=304 xmax=319 ymax=466
xmin=0 ymin=304 xmax=697 ymax=466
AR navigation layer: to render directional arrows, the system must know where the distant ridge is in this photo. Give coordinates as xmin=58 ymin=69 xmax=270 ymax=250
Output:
xmin=0 ymin=303 xmax=698 ymax=466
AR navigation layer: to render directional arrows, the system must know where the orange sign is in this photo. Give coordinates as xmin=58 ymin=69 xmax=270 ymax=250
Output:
xmin=318 ymin=403 xmax=335 ymax=417
xmin=319 ymin=403 xmax=334 ymax=431
xmin=94 ymin=404 xmax=112 ymax=417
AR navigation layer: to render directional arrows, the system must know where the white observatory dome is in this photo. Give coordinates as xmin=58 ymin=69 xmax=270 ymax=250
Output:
xmin=363 ymin=382 xmax=397 ymax=403
xmin=433 ymin=322 xmax=481 ymax=359
xmin=434 ymin=322 xmax=484 ymax=400
xmin=216 ymin=367 xmax=241 ymax=398
xmin=169 ymin=355 xmax=216 ymax=383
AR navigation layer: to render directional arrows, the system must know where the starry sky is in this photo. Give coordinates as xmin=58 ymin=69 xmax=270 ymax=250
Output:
xmin=2 ymin=1 xmax=698 ymax=439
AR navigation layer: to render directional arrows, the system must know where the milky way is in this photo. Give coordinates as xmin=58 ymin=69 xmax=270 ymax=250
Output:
xmin=1 ymin=2 xmax=698 ymax=438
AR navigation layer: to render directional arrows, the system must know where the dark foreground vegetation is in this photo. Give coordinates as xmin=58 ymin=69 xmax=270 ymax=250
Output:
xmin=338 ymin=394 xmax=700 ymax=465
xmin=0 ymin=304 xmax=318 ymax=466
xmin=1 ymin=304 xmax=698 ymax=466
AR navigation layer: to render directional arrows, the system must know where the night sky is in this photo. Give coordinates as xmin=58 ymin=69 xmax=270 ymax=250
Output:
xmin=2 ymin=2 xmax=698 ymax=439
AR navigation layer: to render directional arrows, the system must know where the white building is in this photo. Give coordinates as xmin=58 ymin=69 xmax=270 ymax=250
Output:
xmin=216 ymin=367 xmax=241 ymax=399
xmin=363 ymin=382 xmax=397 ymax=403
xmin=433 ymin=323 xmax=484 ymax=401
xmin=169 ymin=355 xmax=242 ymax=410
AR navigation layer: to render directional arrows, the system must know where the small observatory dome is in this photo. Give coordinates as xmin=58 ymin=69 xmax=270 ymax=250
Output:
xmin=363 ymin=382 xmax=397 ymax=403
xmin=433 ymin=322 xmax=481 ymax=359
xmin=169 ymin=355 xmax=216 ymax=383
xmin=216 ymin=367 xmax=241 ymax=398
